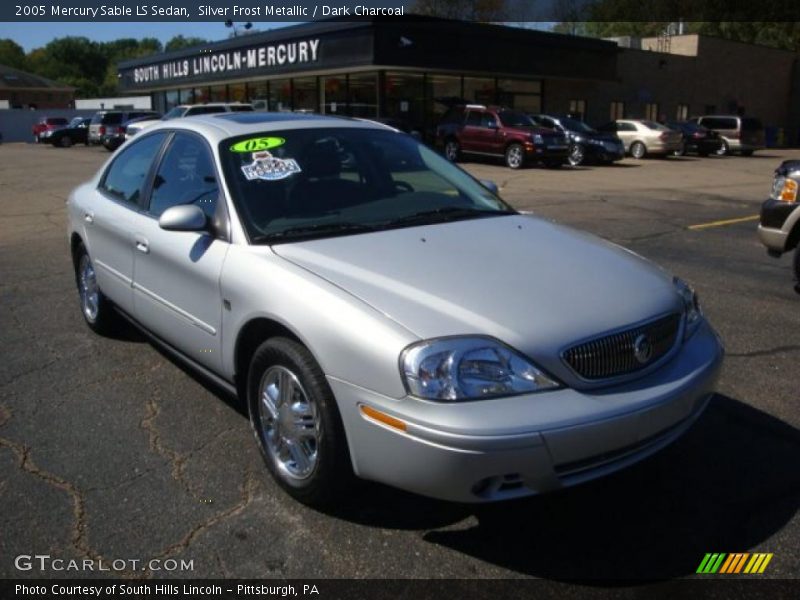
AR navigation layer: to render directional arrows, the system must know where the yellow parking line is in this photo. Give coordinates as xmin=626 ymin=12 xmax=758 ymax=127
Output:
xmin=687 ymin=215 xmax=759 ymax=230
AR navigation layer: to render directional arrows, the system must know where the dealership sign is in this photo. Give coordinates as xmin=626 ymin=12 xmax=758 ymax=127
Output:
xmin=132 ymin=38 xmax=320 ymax=84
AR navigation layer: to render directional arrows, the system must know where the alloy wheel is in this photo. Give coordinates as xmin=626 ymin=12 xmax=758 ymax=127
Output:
xmin=78 ymin=254 xmax=99 ymax=322
xmin=258 ymin=366 xmax=320 ymax=481
xmin=568 ymin=144 xmax=584 ymax=166
xmin=506 ymin=144 xmax=524 ymax=169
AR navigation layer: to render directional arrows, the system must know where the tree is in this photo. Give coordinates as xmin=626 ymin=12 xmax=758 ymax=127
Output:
xmin=165 ymin=35 xmax=209 ymax=52
xmin=411 ymin=0 xmax=512 ymax=21
xmin=0 ymin=39 xmax=26 ymax=69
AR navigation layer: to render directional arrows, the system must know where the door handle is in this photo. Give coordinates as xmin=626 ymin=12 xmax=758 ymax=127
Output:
xmin=134 ymin=236 xmax=149 ymax=254
xmin=84 ymin=212 xmax=94 ymax=224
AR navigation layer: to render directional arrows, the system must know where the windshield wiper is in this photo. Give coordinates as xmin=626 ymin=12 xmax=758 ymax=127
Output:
xmin=252 ymin=222 xmax=376 ymax=243
xmin=382 ymin=206 xmax=514 ymax=228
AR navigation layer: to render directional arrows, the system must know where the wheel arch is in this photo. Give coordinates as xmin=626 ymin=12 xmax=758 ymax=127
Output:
xmin=70 ymin=232 xmax=85 ymax=269
xmin=233 ymin=317 xmax=304 ymax=397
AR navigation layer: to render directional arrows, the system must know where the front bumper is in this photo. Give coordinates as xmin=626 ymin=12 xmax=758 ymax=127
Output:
xmin=585 ymin=143 xmax=625 ymax=162
xmin=758 ymin=198 xmax=799 ymax=253
xmin=527 ymin=143 xmax=569 ymax=161
xmin=331 ymin=320 xmax=723 ymax=503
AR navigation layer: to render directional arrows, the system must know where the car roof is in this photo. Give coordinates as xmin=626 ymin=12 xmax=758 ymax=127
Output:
xmin=138 ymin=112 xmax=389 ymax=143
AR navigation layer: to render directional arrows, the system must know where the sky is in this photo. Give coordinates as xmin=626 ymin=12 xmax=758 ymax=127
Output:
xmin=2 ymin=22 xmax=300 ymax=51
xmin=2 ymin=21 xmax=556 ymax=52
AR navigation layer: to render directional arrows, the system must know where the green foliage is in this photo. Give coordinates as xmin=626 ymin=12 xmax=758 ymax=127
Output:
xmin=0 ymin=39 xmax=26 ymax=69
xmin=165 ymin=35 xmax=209 ymax=52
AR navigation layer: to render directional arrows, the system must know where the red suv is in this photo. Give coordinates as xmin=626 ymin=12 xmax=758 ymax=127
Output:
xmin=436 ymin=105 xmax=568 ymax=169
xmin=32 ymin=117 xmax=69 ymax=142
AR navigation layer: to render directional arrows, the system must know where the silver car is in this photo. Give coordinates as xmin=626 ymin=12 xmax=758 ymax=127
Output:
xmin=598 ymin=119 xmax=684 ymax=159
xmin=67 ymin=114 xmax=723 ymax=505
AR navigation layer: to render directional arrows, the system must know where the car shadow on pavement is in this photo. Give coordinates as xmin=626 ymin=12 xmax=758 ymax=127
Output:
xmin=327 ymin=394 xmax=800 ymax=581
xmin=425 ymin=394 xmax=800 ymax=582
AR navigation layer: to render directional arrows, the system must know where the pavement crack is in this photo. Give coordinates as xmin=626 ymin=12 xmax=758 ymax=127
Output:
xmin=727 ymin=345 xmax=800 ymax=359
xmin=151 ymin=470 xmax=258 ymax=562
xmin=0 ymin=404 xmax=11 ymax=428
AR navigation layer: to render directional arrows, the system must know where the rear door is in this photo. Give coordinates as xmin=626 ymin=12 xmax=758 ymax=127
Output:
xmin=86 ymin=132 xmax=169 ymax=314
xmin=131 ymin=131 xmax=229 ymax=372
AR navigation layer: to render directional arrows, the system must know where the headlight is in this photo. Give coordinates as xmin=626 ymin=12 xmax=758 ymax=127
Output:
xmin=674 ymin=277 xmax=702 ymax=339
xmin=401 ymin=337 xmax=560 ymax=401
xmin=532 ymin=134 xmax=544 ymax=145
xmin=771 ymin=175 xmax=798 ymax=203
xmin=588 ymin=138 xmax=604 ymax=145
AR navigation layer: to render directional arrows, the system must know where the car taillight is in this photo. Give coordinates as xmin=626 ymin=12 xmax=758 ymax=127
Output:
xmin=99 ymin=126 xmax=106 ymax=135
xmin=692 ymin=131 xmax=705 ymax=138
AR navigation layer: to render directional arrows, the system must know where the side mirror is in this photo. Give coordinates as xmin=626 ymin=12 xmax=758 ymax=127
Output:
xmin=158 ymin=205 xmax=207 ymax=232
xmin=479 ymin=179 xmax=499 ymax=195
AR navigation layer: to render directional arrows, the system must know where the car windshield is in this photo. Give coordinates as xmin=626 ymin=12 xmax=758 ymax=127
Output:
xmin=68 ymin=117 xmax=83 ymax=127
xmin=162 ymin=107 xmax=185 ymax=120
xmin=560 ymin=117 xmax=595 ymax=133
xmin=219 ymin=128 xmax=514 ymax=244
xmin=498 ymin=111 xmax=535 ymax=127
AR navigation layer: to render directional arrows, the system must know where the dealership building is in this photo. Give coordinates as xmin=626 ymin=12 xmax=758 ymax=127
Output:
xmin=117 ymin=18 xmax=800 ymax=142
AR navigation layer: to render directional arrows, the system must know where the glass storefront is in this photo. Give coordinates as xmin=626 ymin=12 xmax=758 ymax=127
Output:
xmin=154 ymin=71 xmax=543 ymax=136
xmin=292 ymin=77 xmax=317 ymax=113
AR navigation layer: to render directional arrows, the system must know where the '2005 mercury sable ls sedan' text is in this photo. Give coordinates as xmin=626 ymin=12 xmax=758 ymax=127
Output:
xmin=67 ymin=113 xmax=724 ymax=505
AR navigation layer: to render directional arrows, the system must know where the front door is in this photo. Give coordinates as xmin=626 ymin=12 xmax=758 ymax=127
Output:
xmin=131 ymin=131 xmax=229 ymax=373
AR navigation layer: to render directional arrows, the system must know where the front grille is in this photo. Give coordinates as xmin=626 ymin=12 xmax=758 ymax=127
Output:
xmin=563 ymin=313 xmax=681 ymax=380
xmin=543 ymin=134 xmax=567 ymax=146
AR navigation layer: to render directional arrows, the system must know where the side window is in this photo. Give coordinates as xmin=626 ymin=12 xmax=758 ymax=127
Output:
xmin=149 ymin=133 xmax=218 ymax=219
xmin=465 ymin=111 xmax=481 ymax=126
xmin=99 ymin=133 xmax=167 ymax=206
xmin=617 ymin=122 xmax=636 ymax=132
xmin=480 ymin=112 xmax=497 ymax=128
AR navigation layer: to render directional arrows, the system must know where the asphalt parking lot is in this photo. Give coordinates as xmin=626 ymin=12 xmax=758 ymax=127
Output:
xmin=1 ymin=143 xmax=798 ymax=581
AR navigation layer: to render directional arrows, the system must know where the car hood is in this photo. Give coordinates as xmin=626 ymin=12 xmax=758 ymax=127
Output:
xmin=573 ymin=131 xmax=620 ymax=142
xmin=272 ymin=214 xmax=681 ymax=386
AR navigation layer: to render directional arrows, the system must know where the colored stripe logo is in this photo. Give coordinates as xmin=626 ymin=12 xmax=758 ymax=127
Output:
xmin=696 ymin=553 xmax=773 ymax=574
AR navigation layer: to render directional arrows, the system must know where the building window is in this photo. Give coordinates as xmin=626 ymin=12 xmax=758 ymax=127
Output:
xmin=270 ymin=79 xmax=292 ymax=111
xmin=384 ymin=71 xmax=424 ymax=131
xmin=644 ymin=103 xmax=659 ymax=121
xmin=322 ymin=75 xmax=347 ymax=114
xmin=610 ymin=101 xmax=625 ymax=120
xmin=426 ymin=74 xmax=462 ymax=124
xmin=348 ymin=72 xmax=377 ymax=118
xmin=247 ymin=80 xmax=268 ymax=111
xmin=568 ymin=99 xmax=586 ymax=119
xmin=164 ymin=90 xmax=179 ymax=111
xmin=463 ymin=77 xmax=494 ymax=106
xmin=209 ymin=85 xmax=227 ymax=102
xmin=676 ymin=104 xmax=689 ymax=121
xmin=497 ymin=79 xmax=541 ymax=113
xmin=292 ymin=77 xmax=318 ymax=113
xmin=228 ymin=83 xmax=247 ymax=103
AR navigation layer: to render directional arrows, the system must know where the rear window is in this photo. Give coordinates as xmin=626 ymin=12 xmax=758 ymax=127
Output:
xmin=92 ymin=112 xmax=123 ymax=125
xmin=741 ymin=118 xmax=763 ymax=130
xmin=185 ymin=106 xmax=227 ymax=116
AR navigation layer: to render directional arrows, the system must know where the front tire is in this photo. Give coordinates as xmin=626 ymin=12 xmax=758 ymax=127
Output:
xmin=60 ymin=136 xmax=73 ymax=148
xmin=567 ymin=143 xmax=585 ymax=166
xmin=630 ymin=141 xmax=647 ymax=159
xmin=505 ymin=143 xmax=525 ymax=169
xmin=673 ymin=142 xmax=686 ymax=157
xmin=247 ymin=337 xmax=352 ymax=507
xmin=74 ymin=243 xmax=117 ymax=335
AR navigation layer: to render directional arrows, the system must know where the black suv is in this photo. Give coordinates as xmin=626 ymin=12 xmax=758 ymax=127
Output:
xmin=531 ymin=114 xmax=625 ymax=166
xmin=435 ymin=105 xmax=568 ymax=169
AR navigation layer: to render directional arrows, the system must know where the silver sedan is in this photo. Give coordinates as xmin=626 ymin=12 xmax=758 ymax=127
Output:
xmin=67 ymin=113 xmax=723 ymax=504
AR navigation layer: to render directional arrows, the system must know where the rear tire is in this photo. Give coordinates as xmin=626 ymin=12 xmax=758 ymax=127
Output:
xmin=74 ymin=243 xmax=118 ymax=335
xmin=673 ymin=142 xmax=686 ymax=157
xmin=247 ymin=337 xmax=353 ymax=507
xmin=443 ymin=139 xmax=460 ymax=162
xmin=630 ymin=141 xmax=647 ymax=159
xmin=716 ymin=140 xmax=730 ymax=156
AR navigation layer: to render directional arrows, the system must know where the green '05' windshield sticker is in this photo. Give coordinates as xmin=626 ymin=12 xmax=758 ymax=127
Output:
xmin=230 ymin=137 xmax=286 ymax=153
